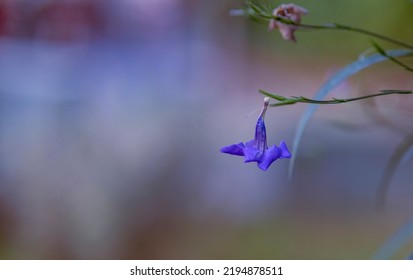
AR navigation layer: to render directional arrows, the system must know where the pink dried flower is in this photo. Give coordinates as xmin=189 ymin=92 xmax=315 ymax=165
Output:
xmin=268 ymin=3 xmax=308 ymax=42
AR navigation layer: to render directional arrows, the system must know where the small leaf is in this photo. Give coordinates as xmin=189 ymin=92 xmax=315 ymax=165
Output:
xmin=371 ymin=40 xmax=413 ymax=72
xmin=245 ymin=1 xmax=266 ymax=15
xmin=259 ymin=90 xmax=287 ymax=101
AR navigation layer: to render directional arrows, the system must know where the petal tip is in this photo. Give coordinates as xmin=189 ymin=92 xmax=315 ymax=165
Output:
xmin=220 ymin=142 xmax=245 ymax=156
xmin=279 ymin=141 xmax=292 ymax=158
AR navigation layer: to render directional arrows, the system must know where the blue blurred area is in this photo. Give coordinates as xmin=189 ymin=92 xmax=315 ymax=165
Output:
xmin=0 ymin=0 xmax=412 ymax=259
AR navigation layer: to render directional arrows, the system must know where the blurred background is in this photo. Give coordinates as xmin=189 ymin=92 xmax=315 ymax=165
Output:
xmin=0 ymin=0 xmax=412 ymax=259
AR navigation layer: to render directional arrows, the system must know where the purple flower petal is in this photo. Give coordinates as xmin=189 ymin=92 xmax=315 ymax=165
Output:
xmin=257 ymin=145 xmax=281 ymax=171
xmin=278 ymin=140 xmax=292 ymax=158
xmin=220 ymin=142 xmax=245 ymax=156
xmin=243 ymin=146 xmax=262 ymax=163
xmin=220 ymin=98 xmax=290 ymax=171
xmin=244 ymin=140 xmax=255 ymax=147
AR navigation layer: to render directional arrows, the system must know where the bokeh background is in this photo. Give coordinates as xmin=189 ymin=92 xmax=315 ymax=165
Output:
xmin=0 ymin=0 xmax=412 ymax=259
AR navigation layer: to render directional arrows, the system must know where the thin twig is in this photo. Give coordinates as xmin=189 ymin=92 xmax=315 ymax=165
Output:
xmin=259 ymin=90 xmax=413 ymax=107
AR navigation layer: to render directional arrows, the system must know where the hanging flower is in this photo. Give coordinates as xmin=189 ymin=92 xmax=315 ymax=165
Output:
xmin=268 ymin=3 xmax=308 ymax=42
xmin=220 ymin=97 xmax=291 ymax=171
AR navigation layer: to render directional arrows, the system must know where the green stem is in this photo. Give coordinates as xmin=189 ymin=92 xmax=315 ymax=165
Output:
xmin=259 ymin=90 xmax=413 ymax=107
xmin=240 ymin=1 xmax=413 ymax=50
xmin=371 ymin=40 xmax=413 ymax=72
xmin=298 ymin=23 xmax=413 ymax=50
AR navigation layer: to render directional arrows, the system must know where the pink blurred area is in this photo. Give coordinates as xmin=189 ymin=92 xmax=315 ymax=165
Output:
xmin=0 ymin=0 xmax=412 ymax=259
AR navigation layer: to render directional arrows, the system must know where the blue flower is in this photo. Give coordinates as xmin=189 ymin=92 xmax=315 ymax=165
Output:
xmin=220 ymin=97 xmax=291 ymax=171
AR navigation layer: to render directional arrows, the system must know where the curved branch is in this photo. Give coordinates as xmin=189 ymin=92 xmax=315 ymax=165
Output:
xmin=259 ymin=90 xmax=413 ymax=107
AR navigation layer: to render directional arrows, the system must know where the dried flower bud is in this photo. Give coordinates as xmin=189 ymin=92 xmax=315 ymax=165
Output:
xmin=268 ymin=3 xmax=308 ymax=42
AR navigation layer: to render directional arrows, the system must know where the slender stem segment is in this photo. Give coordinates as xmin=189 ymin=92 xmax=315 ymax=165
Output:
xmin=259 ymin=90 xmax=413 ymax=107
